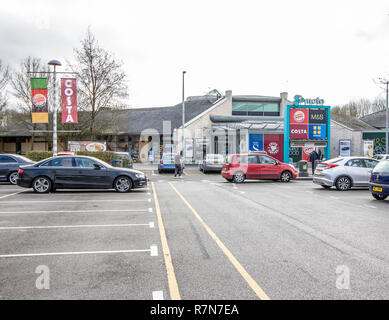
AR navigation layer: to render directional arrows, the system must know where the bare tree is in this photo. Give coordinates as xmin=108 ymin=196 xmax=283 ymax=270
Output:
xmin=68 ymin=28 xmax=128 ymax=139
xmin=0 ymin=59 xmax=10 ymax=117
xmin=10 ymin=57 xmax=49 ymax=150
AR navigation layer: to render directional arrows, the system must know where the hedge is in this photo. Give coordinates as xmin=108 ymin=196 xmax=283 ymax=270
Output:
xmin=25 ymin=151 xmax=53 ymax=162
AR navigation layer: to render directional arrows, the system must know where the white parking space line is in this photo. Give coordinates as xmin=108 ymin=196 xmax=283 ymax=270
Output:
xmin=0 ymin=199 xmax=152 ymax=204
xmin=0 ymin=191 xmax=26 ymax=200
xmin=0 ymin=223 xmax=154 ymax=231
xmin=0 ymin=209 xmax=152 ymax=214
xmin=363 ymin=204 xmax=377 ymax=209
xmin=152 ymin=291 xmax=164 ymax=300
xmin=150 ymin=245 xmax=158 ymax=256
xmin=0 ymin=246 xmax=157 ymax=258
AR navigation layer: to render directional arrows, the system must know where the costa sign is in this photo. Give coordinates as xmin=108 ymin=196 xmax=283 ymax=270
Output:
xmin=61 ymin=78 xmax=78 ymax=124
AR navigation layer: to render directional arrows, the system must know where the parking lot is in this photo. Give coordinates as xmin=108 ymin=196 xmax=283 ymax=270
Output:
xmin=1 ymin=166 xmax=389 ymax=300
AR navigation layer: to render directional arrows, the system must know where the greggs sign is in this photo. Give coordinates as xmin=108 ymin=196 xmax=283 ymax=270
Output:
xmin=61 ymin=78 xmax=78 ymax=124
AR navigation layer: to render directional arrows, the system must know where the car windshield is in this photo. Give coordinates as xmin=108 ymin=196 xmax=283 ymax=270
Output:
xmin=372 ymin=160 xmax=389 ymax=173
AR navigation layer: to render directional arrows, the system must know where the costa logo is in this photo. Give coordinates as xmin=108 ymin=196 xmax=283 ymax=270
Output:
xmin=267 ymin=142 xmax=279 ymax=155
xmin=32 ymin=94 xmax=47 ymax=108
xmin=294 ymin=110 xmax=305 ymax=122
xmin=291 ymin=129 xmax=307 ymax=134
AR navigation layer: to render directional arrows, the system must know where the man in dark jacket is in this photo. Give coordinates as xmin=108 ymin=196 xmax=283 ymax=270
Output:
xmin=174 ymin=151 xmax=183 ymax=178
xmin=308 ymin=150 xmax=319 ymax=175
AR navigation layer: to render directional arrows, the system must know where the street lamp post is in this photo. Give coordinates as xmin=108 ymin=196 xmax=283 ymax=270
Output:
xmin=182 ymin=71 xmax=186 ymax=159
xmin=48 ymin=59 xmax=61 ymax=156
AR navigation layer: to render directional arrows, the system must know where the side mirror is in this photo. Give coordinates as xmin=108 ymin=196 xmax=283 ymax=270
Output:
xmin=93 ymin=164 xmax=101 ymax=170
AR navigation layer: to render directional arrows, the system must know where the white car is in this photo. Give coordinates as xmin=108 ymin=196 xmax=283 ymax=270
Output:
xmin=313 ymin=156 xmax=379 ymax=191
xmin=373 ymin=154 xmax=389 ymax=161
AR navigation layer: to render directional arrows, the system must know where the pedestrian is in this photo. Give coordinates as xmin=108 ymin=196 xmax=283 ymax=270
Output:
xmin=308 ymin=149 xmax=319 ymax=175
xmin=174 ymin=151 xmax=183 ymax=178
xmin=317 ymin=148 xmax=322 ymax=161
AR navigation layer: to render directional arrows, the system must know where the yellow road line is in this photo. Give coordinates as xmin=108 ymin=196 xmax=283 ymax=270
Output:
xmin=168 ymin=182 xmax=270 ymax=300
xmin=151 ymin=182 xmax=181 ymax=300
xmin=183 ymin=170 xmax=189 ymax=176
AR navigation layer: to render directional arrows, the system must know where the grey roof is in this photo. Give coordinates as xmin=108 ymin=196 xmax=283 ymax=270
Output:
xmin=332 ymin=114 xmax=376 ymax=131
xmin=359 ymin=110 xmax=388 ymax=129
xmin=211 ymin=115 xmax=283 ymax=123
xmin=232 ymin=95 xmax=281 ymax=103
xmin=113 ymin=99 xmax=216 ymax=135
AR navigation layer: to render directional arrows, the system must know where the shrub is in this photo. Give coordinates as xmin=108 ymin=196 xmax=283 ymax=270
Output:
xmin=25 ymin=151 xmax=53 ymax=162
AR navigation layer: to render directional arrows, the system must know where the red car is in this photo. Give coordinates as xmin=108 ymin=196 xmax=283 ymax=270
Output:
xmin=221 ymin=153 xmax=298 ymax=183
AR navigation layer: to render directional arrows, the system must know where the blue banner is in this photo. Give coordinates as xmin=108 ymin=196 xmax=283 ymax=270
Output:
xmin=249 ymin=134 xmax=264 ymax=151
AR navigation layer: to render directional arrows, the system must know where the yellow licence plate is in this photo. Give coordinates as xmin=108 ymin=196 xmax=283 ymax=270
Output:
xmin=214 ymin=162 xmax=220 ymax=164
xmin=315 ymin=169 xmax=322 ymax=175
xmin=169 ymin=162 xmax=174 ymax=164
xmin=373 ymin=186 xmax=383 ymax=192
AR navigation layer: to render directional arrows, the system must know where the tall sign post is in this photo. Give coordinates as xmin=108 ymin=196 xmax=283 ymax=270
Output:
xmin=283 ymin=95 xmax=331 ymax=164
xmin=48 ymin=60 xmax=62 ymax=156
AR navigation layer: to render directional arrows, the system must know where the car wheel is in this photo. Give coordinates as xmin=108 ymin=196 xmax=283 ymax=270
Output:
xmin=114 ymin=176 xmax=132 ymax=193
xmin=280 ymin=171 xmax=292 ymax=182
xmin=335 ymin=176 xmax=351 ymax=191
xmin=8 ymin=171 xmax=18 ymax=185
xmin=233 ymin=172 xmax=245 ymax=183
xmin=372 ymin=193 xmax=388 ymax=200
xmin=321 ymin=185 xmax=331 ymax=189
xmin=32 ymin=176 xmax=52 ymax=193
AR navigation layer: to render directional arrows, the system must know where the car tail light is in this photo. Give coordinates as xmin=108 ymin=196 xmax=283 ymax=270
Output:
xmin=323 ymin=163 xmax=338 ymax=169
xmin=160 ymin=160 xmax=163 ymax=164
xmin=18 ymin=169 xmax=24 ymax=175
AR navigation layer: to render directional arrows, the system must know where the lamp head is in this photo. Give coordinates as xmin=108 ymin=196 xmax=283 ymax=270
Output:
xmin=48 ymin=59 xmax=62 ymax=66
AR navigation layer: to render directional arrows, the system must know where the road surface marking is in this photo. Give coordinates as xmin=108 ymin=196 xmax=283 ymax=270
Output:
xmin=0 ymin=209 xmax=151 ymax=214
xmin=152 ymin=291 xmax=164 ymax=300
xmin=363 ymin=204 xmax=377 ymax=209
xmin=148 ymin=208 xmax=153 ymax=213
xmin=0 ymin=223 xmax=152 ymax=231
xmin=0 ymin=191 xmax=25 ymax=200
xmin=183 ymin=171 xmax=189 ymax=176
xmin=0 ymin=199 xmax=152 ymax=204
xmin=0 ymin=248 xmax=154 ymax=258
xmin=168 ymin=182 xmax=270 ymax=300
xmin=150 ymin=245 xmax=158 ymax=256
xmin=149 ymin=222 xmax=155 ymax=228
xmin=151 ymin=182 xmax=181 ymax=300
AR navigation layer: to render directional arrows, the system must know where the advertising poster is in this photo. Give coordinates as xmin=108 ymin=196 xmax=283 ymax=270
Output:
xmin=68 ymin=141 xmax=107 ymax=152
xmin=185 ymin=139 xmax=194 ymax=158
xmin=339 ymin=140 xmax=351 ymax=157
xmin=290 ymin=108 xmax=308 ymax=124
xmin=30 ymin=78 xmax=49 ymax=123
xmin=249 ymin=134 xmax=264 ymax=151
xmin=363 ymin=140 xmax=374 ymax=158
xmin=263 ymin=134 xmax=283 ymax=161
xmin=61 ymin=78 xmax=78 ymax=123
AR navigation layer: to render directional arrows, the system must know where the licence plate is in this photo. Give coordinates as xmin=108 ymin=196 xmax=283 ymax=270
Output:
xmin=214 ymin=162 xmax=220 ymax=164
xmin=373 ymin=186 xmax=383 ymax=192
xmin=169 ymin=162 xmax=174 ymax=164
xmin=315 ymin=169 xmax=322 ymax=175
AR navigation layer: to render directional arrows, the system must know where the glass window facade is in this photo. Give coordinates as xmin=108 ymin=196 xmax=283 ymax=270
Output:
xmin=232 ymin=101 xmax=280 ymax=116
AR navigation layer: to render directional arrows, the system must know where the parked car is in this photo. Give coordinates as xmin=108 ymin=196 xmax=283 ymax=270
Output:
xmin=313 ymin=156 xmax=379 ymax=191
xmin=221 ymin=153 xmax=298 ymax=183
xmin=0 ymin=154 xmax=35 ymax=185
xmin=17 ymin=155 xmax=147 ymax=193
xmin=199 ymin=154 xmax=225 ymax=173
xmin=369 ymin=160 xmax=389 ymax=200
xmin=158 ymin=153 xmax=177 ymax=173
xmin=113 ymin=151 xmax=134 ymax=168
xmin=373 ymin=154 xmax=389 ymax=161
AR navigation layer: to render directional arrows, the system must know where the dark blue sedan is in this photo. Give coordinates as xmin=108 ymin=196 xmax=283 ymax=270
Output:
xmin=369 ymin=160 xmax=389 ymax=201
xmin=0 ymin=154 xmax=34 ymax=185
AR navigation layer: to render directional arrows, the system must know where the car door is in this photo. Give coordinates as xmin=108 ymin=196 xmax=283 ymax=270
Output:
xmin=362 ymin=159 xmax=380 ymax=185
xmin=344 ymin=158 xmax=368 ymax=186
xmin=74 ymin=157 xmax=111 ymax=188
xmin=0 ymin=155 xmax=18 ymax=181
xmin=236 ymin=155 xmax=261 ymax=179
xmin=258 ymin=155 xmax=281 ymax=179
xmin=44 ymin=157 xmax=79 ymax=188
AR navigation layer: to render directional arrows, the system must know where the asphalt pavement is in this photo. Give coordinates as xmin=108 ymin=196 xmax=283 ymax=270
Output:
xmin=0 ymin=165 xmax=388 ymax=300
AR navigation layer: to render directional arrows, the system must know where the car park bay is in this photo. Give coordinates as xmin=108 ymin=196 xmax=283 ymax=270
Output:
xmin=1 ymin=166 xmax=389 ymax=299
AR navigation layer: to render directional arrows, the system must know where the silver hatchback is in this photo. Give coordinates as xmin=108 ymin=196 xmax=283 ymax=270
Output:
xmin=313 ymin=156 xmax=379 ymax=191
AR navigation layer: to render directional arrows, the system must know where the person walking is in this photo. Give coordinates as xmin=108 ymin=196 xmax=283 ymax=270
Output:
xmin=174 ymin=151 xmax=183 ymax=178
xmin=308 ymin=149 xmax=319 ymax=175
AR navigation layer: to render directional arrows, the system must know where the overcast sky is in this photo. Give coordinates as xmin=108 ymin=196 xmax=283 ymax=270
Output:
xmin=1 ymin=0 xmax=389 ymax=108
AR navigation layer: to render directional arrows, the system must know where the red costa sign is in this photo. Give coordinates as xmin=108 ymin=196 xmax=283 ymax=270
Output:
xmin=61 ymin=78 xmax=78 ymax=124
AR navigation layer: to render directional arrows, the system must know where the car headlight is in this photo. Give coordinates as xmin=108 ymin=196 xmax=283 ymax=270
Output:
xmin=135 ymin=173 xmax=145 ymax=178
